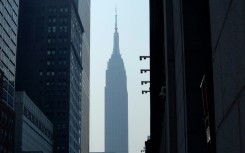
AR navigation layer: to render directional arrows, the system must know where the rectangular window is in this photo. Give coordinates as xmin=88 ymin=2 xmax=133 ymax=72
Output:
xmin=60 ymin=26 xmax=63 ymax=32
xmin=48 ymin=39 xmax=51 ymax=43
xmin=52 ymin=26 xmax=56 ymax=32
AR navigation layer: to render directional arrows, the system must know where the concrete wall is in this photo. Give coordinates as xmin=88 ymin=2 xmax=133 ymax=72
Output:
xmin=15 ymin=92 xmax=53 ymax=153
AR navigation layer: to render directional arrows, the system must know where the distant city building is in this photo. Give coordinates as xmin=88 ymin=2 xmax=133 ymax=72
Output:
xmin=0 ymin=0 xmax=19 ymax=152
xmin=14 ymin=91 xmax=53 ymax=153
xmin=104 ymin=13 xmax=128 ymax=153
xmin=15 ymin=0 xmax=90 ymax=153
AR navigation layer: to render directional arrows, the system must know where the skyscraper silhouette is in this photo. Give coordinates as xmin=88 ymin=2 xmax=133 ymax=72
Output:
xmin=105 ymin=12 xmax=128 ymax=153
xmin=15 ymin=0 xmax=90 ymax=152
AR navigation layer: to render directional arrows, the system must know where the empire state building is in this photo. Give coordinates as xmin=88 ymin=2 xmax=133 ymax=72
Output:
xmin=105 ymin=13 xmax=128 ymax=153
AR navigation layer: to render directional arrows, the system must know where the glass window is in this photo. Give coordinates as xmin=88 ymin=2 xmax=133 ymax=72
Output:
xmin=60 ymin=26 xmax=63 ymax=32
xmin=52 ymin=26 xmax=56 ymax=32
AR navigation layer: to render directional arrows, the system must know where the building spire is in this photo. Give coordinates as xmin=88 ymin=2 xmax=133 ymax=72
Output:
xmin=113 ymin=7 xmax=120 ymax=54
xmin=115 ymin=7 xmax=118 ymax=33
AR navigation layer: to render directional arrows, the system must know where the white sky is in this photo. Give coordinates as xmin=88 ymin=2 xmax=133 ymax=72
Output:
xmin=90 ymin=1 xmax=150 ymax=153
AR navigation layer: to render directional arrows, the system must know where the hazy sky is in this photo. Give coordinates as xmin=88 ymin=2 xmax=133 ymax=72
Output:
xmin=90 ymin=1 xmax=150 ymax=153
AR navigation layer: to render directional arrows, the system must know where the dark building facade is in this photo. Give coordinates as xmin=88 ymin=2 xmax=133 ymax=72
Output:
xmin=78 ymin=1 xmax=90 ymax=153
xmin=16 ymin=0 xmax=90 ymax=153
xmin=0 ymin=87 xmax=15 ymax=153
xmin=105 ymin=14 xmax=128 ymax=153
xmin=15 ymin=91 xmax=53 ymax=153
xmin=149 ymin=0 xmax=214 ymax=153
xmin=209 ymin=0 xmax=245 ymax=152
xmin=148 ymin=0 xmax=244 ymax=153
xmin=0 ymin=0 xmax=19 ymax=152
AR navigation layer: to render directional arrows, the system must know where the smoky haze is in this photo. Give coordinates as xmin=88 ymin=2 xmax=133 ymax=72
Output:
xmin=90 ymin=1 xmax=150 ymax=153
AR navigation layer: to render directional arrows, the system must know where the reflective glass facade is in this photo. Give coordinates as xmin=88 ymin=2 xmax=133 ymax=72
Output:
xmin=0 ymin=0 xmax=19 ymax=152
xmin=0 ymin=0 xmax=18 ymax=107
